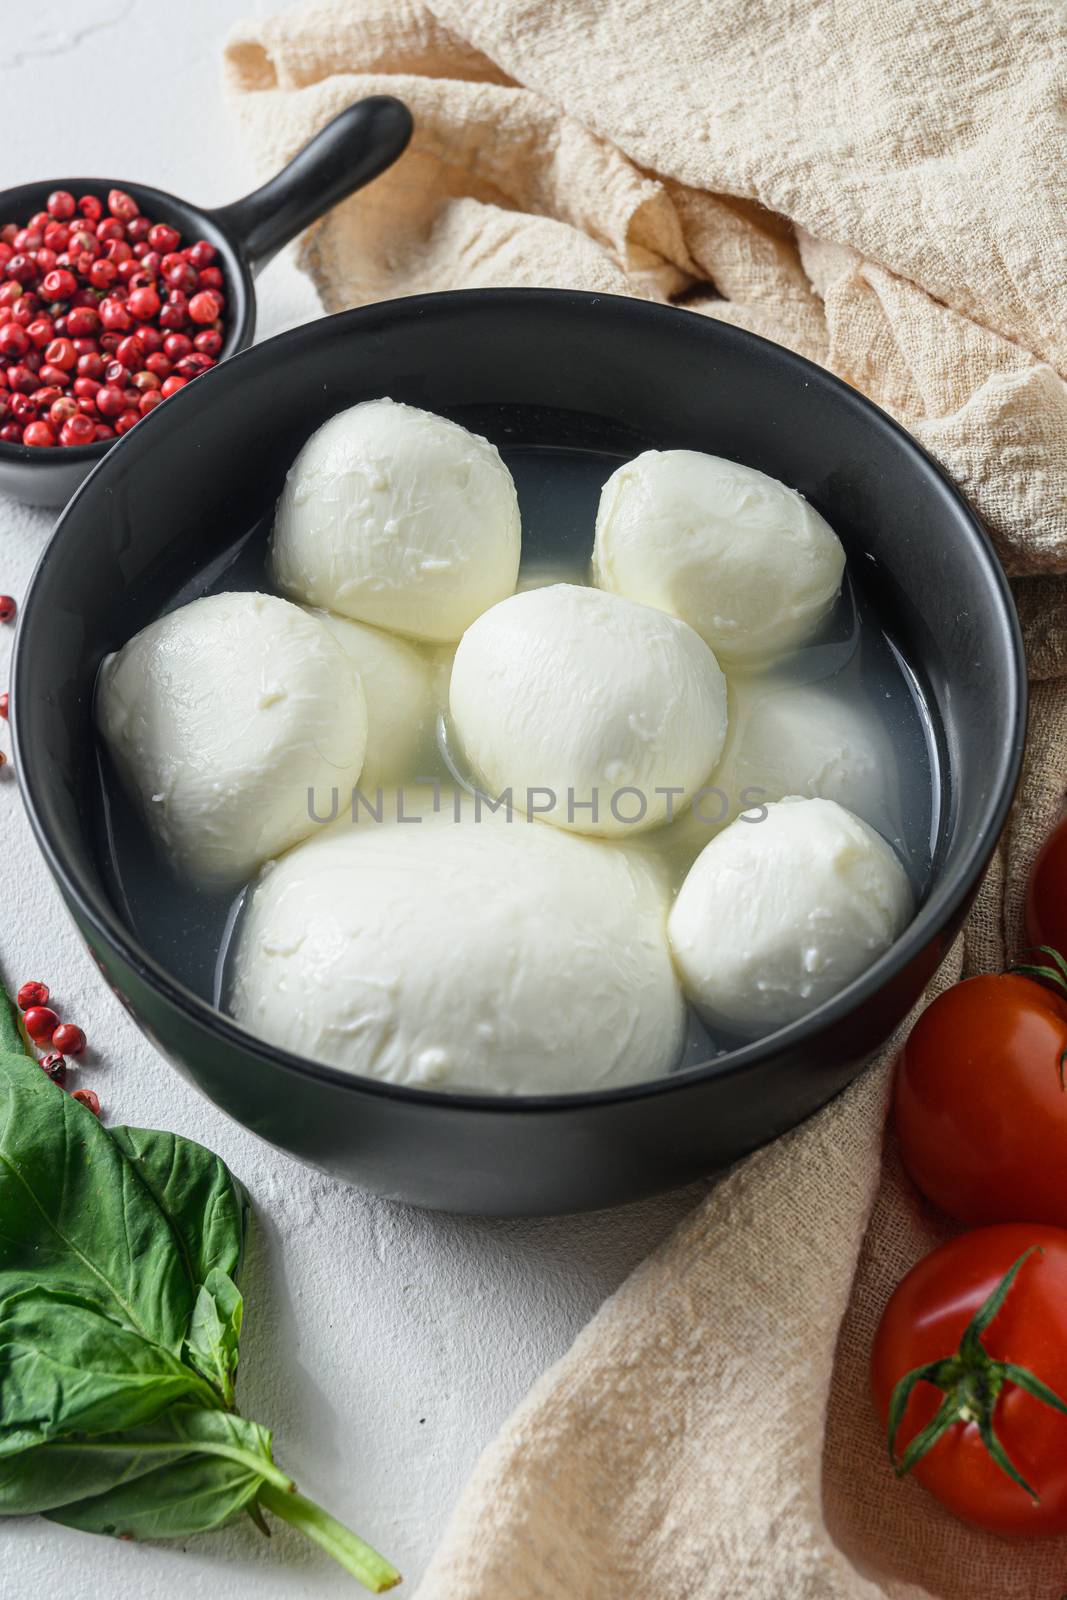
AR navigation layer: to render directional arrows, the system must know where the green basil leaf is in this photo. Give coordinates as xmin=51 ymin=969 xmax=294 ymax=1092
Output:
xmin=0 ymin=1431 xmax=163 ymax=1513
xmin=0 ymin=1056 xmax=192 ymax=1351
xmin=0 ymin=989 xmax=24 ymax=1057
xmin=48 ymin=1454 xmax=264 ymax=1538
xmin=0 ymin=1032 xmax=401 ymax=1588
xmin=109 ymin=1127 xmax=248 ymax=1290
xmin=0 ymin=1288 xmax=212 ymax=1457
xmin=0 ymin=1405 xmax=278 ymax=1518
xmin=43 ymin=1407 xmax=281 ymax=1539
xmin=186 ymin=1270 xmax=243 ymax=1407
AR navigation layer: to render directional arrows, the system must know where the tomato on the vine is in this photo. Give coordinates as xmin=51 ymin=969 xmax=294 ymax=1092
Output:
xmin=1027 ymin=814 xmax=1067 ymax=959
xmin=872 ymin=1226 xmax=1067 ymax=1536
xmin=894 ymin=971 xmax=1067 ymax=1226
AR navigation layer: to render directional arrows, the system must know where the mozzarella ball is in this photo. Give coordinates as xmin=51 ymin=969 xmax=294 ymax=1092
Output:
xmin=230 ymin=799 xmax=685 ymax=1094
xmin=711 ymin=677 xmax=896 ymax=828
xmin=272 ymin=398 xmax=521 ymax=642
xmin=634 ymin=679 xmax=897 ymax=891
xmin=448 ymin=584 xmax=728 ymax=836
xmin=96 ymin=593 xmax=367 ymax=887
xmin=668 ymin=797 xmax=912 ymax=1035
xmin=308 ymin=609 xmax=434 ymax=789
xmin=593 ymin=450 xmax=846 ymax=664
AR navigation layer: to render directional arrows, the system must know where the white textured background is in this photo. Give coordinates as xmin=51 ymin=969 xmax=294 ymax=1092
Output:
xmin=0 ymin=2 xmax=703 ymax=1593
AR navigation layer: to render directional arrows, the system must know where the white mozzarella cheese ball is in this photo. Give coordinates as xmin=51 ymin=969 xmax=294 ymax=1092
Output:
xmin=711 ymin=677 xmax=896 ymax=827
xmin=593 ymin=449 xmax=845 ymax=664
xmin=230 ymin=799 xmax=685 ymax=1094
xmin=668 ymin=796 xmax=912 ymax=1035
xmin=272 ymin=398 xmax=521 ymax=642
xmin=96 ymin=593 xmax=367 ymax=887
xmin=308 ymin=609 xmax=434 ymax=789
xmin=634 ymin=677 xmax=897 ymax=890
xmin=448 ymin=584 xmax=728 ymax=836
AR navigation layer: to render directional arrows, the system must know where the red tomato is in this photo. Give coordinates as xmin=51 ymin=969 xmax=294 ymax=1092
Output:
xmin=872 ymin=1226 xmax=1067 ymax=1536
xmin=894 ymin=974 xmax=1067 ymax=1225
xmin=1027 ymin=814 xmax=1067 ymax=959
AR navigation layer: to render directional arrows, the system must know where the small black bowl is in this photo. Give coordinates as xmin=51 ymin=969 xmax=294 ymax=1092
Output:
xmin=0 ymin=95 xmax=412 ymax=506
xmin=11 ymin=290 xmax=1026 ymax=1215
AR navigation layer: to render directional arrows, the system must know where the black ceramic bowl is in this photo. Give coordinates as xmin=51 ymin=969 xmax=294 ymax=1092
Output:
xmin=0 ymin=96 xmax=411 ymax=506
xmin=12 ymin=290 xmax=1025 ymax=1216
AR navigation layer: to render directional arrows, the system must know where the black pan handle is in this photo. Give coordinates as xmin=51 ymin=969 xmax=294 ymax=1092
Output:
xmin=209 ymin=95 xmax=413 ymax=273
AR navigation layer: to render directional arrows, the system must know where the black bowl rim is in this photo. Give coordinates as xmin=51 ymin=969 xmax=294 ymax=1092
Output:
xmin=0 ymin=175 xmax=255 ymax=468
xmin=12 ymin=288 xmax=1028 ymax=1116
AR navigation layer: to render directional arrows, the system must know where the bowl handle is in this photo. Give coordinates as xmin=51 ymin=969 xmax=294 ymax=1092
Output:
xmin=209 ymin=95 xmax=413 ymax=273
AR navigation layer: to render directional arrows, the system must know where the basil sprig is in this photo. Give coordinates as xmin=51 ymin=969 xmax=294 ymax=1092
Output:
xmin=0 ymin=994 xmax=398 ymax=1590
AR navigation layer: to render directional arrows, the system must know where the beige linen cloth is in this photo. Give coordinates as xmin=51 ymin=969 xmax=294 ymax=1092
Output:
xmin=224 ymin=4 xmax=1067 ymax=1594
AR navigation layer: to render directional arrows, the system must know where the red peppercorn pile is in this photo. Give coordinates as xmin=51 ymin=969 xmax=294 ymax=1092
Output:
xmin=0 ymin=189 xmax=226 ymax=449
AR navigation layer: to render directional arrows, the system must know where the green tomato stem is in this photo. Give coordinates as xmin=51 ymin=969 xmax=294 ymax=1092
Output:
xmin=258 ymin=1480 xmax=400 ymax=1592
xmin=887 ymin=1247 xmax=1067 ymax=1501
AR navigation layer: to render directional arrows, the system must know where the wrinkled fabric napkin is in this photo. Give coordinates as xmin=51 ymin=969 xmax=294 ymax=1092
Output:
xmin=224 ymin=4 xmax=1067 ymax=1594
